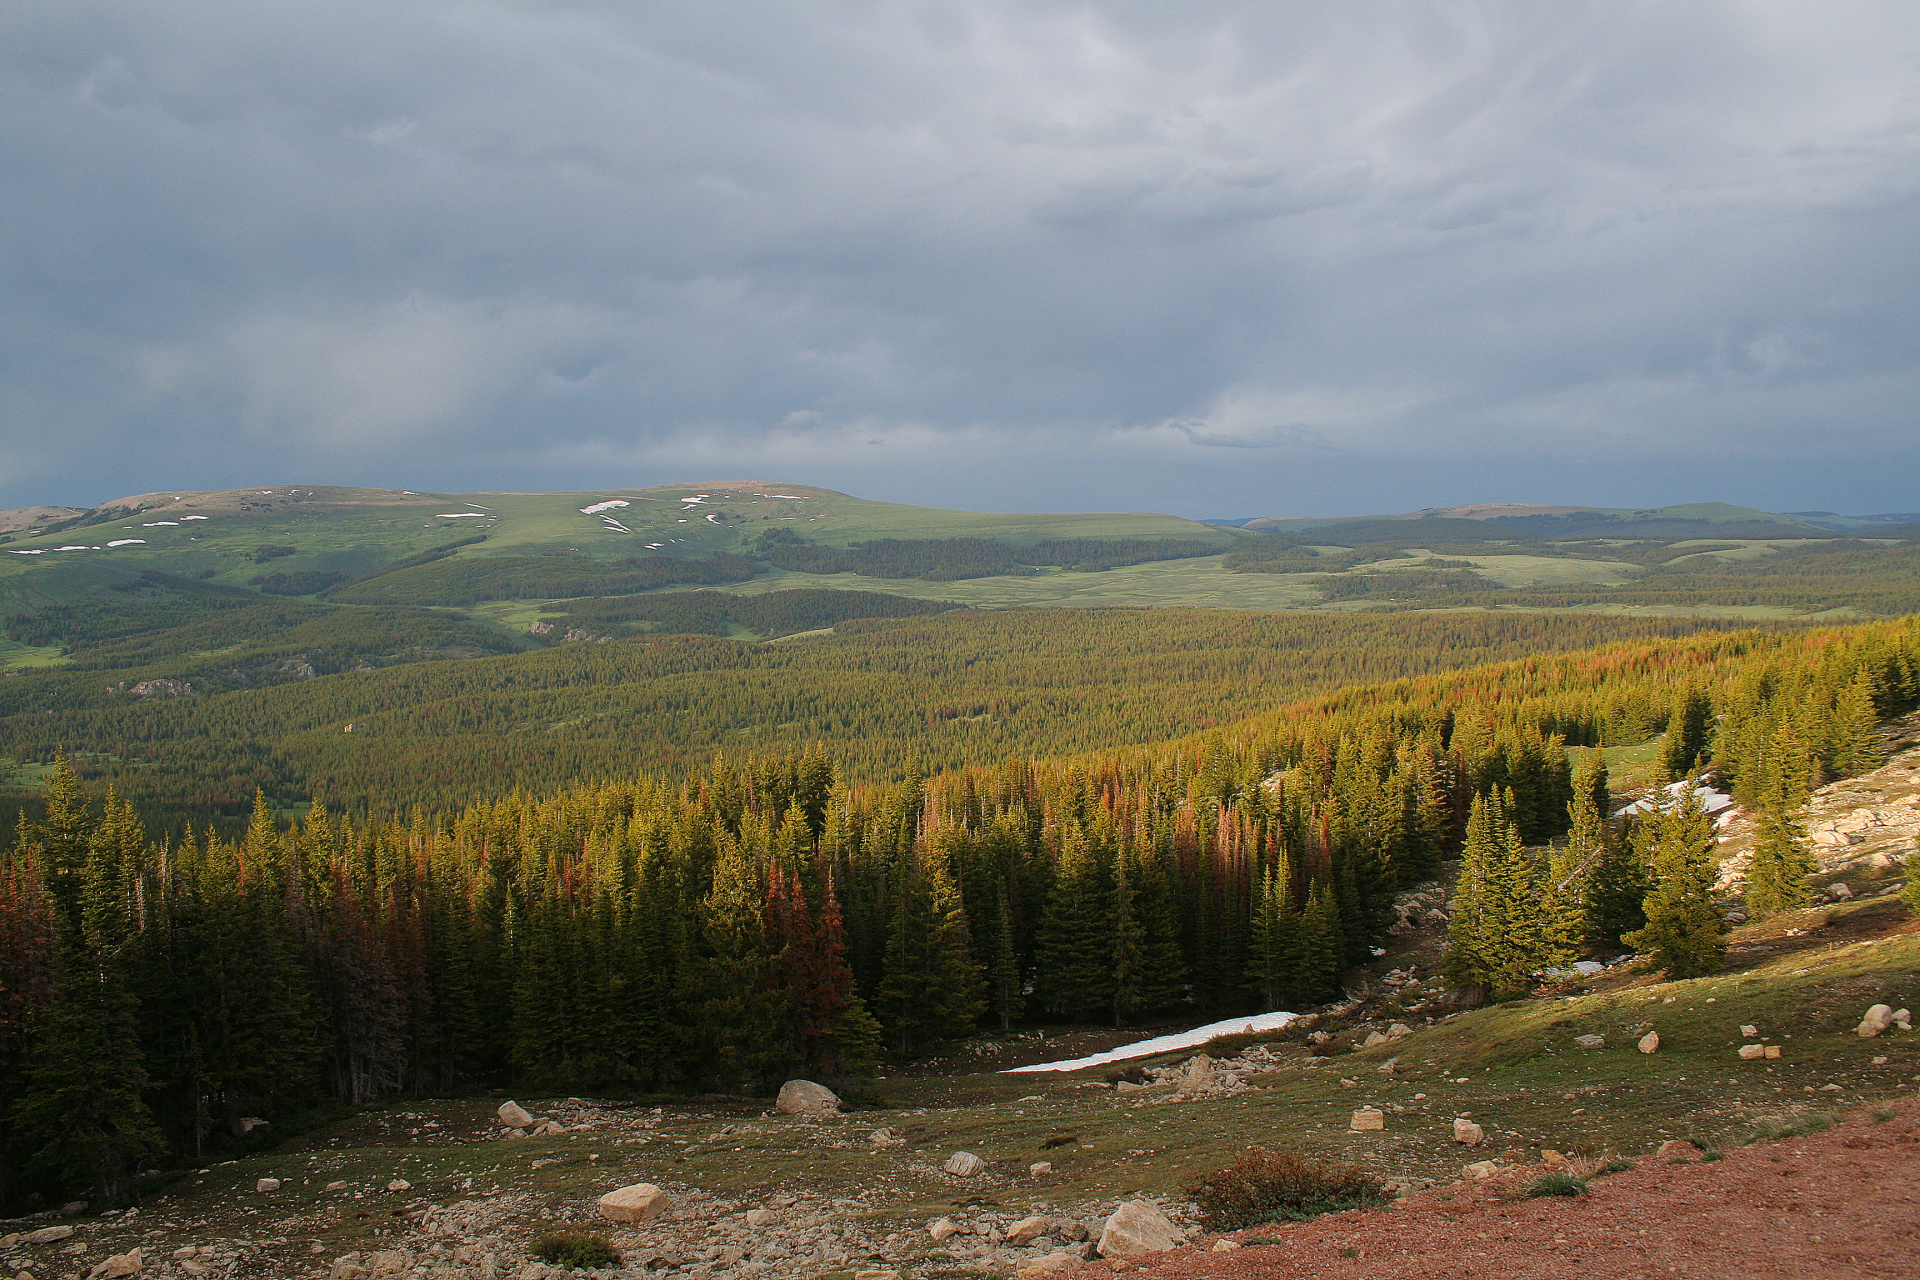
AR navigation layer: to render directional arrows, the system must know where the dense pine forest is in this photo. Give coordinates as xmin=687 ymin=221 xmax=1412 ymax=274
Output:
xmin=1 ymin=605 xmax=1752 ymax=834
xmin=2 ymin=613 xmax=1914 ymax=1207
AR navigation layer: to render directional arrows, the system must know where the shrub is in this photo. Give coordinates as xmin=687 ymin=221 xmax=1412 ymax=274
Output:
xmin=1184 ymin=1148 xmax=1386 ymax=1229
xmin=1592 ymin=1158 xmax=1635 ymax=1177
xmin=529 ymin=1231 xmax=620 ymax=1269
xmin=1524 ymin=1172 xmax=1587 ymax=1198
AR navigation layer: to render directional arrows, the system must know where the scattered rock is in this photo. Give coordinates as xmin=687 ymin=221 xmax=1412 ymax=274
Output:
xmin=88 ymin=1251 xmax=143 ymax=1279
xmin=1361 ymin=1031 xmax=1389 ymax=1048
xmin=1387 ymin=1023 xmax=1414 ymax=1038
xmin=385 ymin=1179 xmax=411 ymax=1193
xmin=1656 ymin=1140 xmax=1702 ymax=1158
xmin=1007 ymin=1216 xmax=1053 ymax=1245
xmin=1097 ymin=1201 xmax=1187 ymax=1257
xmin=856 ymin=1271 xmax=903 ymax=1280
xmin=1573 ymin=1034 xmax=1605 ymax=1049
xmin=1896 ymin=1009 xmax=1913 ymax=1031
xmin=234 ymin=1117 xmax=269 ymax=1134
xmin=1029 ymin=1162 xmax=1053 ymax=1177
xmin=1739 ymin=1044 xmax=1767 ymax=1060
xmin=776 ymin=1080 xmax=843 ymax=1117
xmin=1831 ymin=882 xmax=1854 ymax=900
xmin=1462 ymin=1161 xmax=1500 ymax=1180
xmin=1766 ymin=1045 xmax=1783 ymax=1059
xmin=1349 ymin=1107 xmax=1386 ymax=1132
xmin=1453 ymin=1119 xmax=1485 ymax=1147
xmin=1211 ymin=1240 xmax=1240 ymax=1252
xmin=1018 ymin=1252 xmax=1081 ymax=1275
xmin=24 ymin=1226 xmax=75 ymax=1244
xmin=255 ymin=1177 xmax=280 ymax=1193
xmin=1540 ymin=1150 xmax=1567 ymax=1168
xmin=745 ymin=1208 xmax=778 ymax=1228
xmin=943 ymin=1151 xmax=987 ymax=1177
xmin=497 ymin=1101 xmax=535 ymax=1128
xmin=1638 ymin=1031 xmax=1661 ymax=1054
xmin=928 ymin=1218 xmax=962 ymax=1242
xmin=1740 ymin=1025 xmax=1759 ymax=1038
xmin=1858 ymin=1004 xmax=1895 ymax=1037
xmin=325 ymin=1180 xmax=348 ymax=1191
xmin=598 ymin=1183 xmax=673 ymax=1223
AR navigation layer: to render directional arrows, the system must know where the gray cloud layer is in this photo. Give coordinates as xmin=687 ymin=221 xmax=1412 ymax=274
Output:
xmin=4 ymin=1 xmax=1917 ymax=514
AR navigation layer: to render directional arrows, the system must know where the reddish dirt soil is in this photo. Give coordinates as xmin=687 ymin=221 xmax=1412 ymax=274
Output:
xmin=1112 ymin=1100 xmax=1920 ymax=1279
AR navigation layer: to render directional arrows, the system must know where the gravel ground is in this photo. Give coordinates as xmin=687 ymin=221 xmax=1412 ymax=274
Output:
xmin=1114 ymin=1099 xmax=1920 ymax=1280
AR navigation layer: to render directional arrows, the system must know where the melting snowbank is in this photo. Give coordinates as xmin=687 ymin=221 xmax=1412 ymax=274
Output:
xmin=1004 ymin=1010 xmax=1299 ymax=1074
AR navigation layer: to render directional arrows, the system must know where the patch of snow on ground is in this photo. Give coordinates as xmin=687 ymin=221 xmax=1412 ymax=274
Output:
xmin=1005 ymin=1010 xmax=1299 ymax=1073
xmin=1616 ymin=777 xmax=1737 ymax=826
xmin=180 ymin=515 xmax=209 ymax=520
xmin=437 ymin=512 xmax=490 ymax=518
xmin=106 ymin=539 xmax=146 ymax=547
xmin=580 ymin=500 xmax=631 ymax=515
xmin=706 ymin=513 xmax=723 ymax=522
xmin=143 ymin=521 xmax=179 ymax=527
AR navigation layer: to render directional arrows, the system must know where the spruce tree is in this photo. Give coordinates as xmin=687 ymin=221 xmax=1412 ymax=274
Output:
xmin=1623 ymin=783 xmax=1729 ymax=979
xmin=1745 ymin=722 xmax=1816 ymax=918
xmin=1107 ymin=851 xmax=1147 ymax=1027
xmin=1442 ymin=791 xmax=1553 ymax=1000
xmin=1829 ymin=672 xmax=1885 ymax=777
xmin=874 ymin=845 xmax=986 ymax=1054
xmin=1660 ymin=684 xmax=1714 ymax=780
xmin=1290 ymin=881 xmax=1345 ymax=1005
xmin=1033 ymin=825 xmax=1111 ymax=1019
xmin=1244 ymin=860 xmax=1299 ymax=1009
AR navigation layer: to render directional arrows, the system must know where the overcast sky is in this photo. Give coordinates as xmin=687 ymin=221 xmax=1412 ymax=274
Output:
xmin=4 ymin=1 xmax=1917 ymax=517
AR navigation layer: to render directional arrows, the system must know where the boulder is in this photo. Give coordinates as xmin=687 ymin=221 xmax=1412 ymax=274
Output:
xmin=24 ymin=1225 xmax=75 ymax=1244
xmin=744 ymin=1208 xmax=778 ymax=1228
xmin=1212 ymin=1239 xmax=1241 ymax=1252
xmin=1461 ymin=1161 xmax=1500 ymax=1180
xmin=385 ymin=1179 xmax=411 ymax=1192
xmin=1018 ymin=1253 xmax=1081 ymax=1276
xmin=1740 ymin=1025 xmax=1758 ymax=1038
xmin=325 ymin=1181 xmax=348 ymax=1191
xmin=598 ymin=1183 xmax=673 ymax=1223
xmin=90 ymin=1251 xmax=144 ymax=1280
xmin=1453 ymin=1118 xmax=1485 ymax=1147
xmin=235 ymin=1117 xmax=269 ymax=1134
xmin=497 ymin=1100 xmax=535 ymax=1128
xmin=1830 ymin=882 xmax=1854 ymax=900
xmin=1896 ymin=1009 xmax=1913 ymax=1031
xmin=1006 ymin=1216 xmax=1053 ymax=1245
xmin=776 ymin=1079 xmax=843 ymax=1117
xmin=1573 ymin=1034 xmax=1605 ymax=1049
xmin=1638 ymin=1031 xmax=1661 ymax=1054
xmin=1765 ymin=1045 xmax=1782 ymax=1059
xmin=1361 ymin=1031 xmax=1389 ymax=1048
xmin=1738 ymin=1044 xmax=1767 ymax=1060
xmin=1029 ymin=1161 xmax=1053 ymax=1177
xmin=927 ymin=1218 xmax=962 ymax=1242
xmin=1097 ymin=1201 xmax=1187 ymax=1258
xmin=255 ymin=1177 xmax=281 ymax=1192
xmin=1387 ymin=1023 xmax=1414 ymax=1038
xmin=1349 ymin=1107 xmax=1386 ymax=1132
xmin=88 ymin=1252 xmax=143 ymax=1279
xmin=943 ymin=1151 xmax=987 ymax=1177
xmin=1540 ymin=1150 xmax=1567 ymax=1169
xmin=1858 ymin=1004 xmax=1895 ymax=1037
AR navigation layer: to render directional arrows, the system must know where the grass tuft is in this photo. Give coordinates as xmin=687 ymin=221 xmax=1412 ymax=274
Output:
xmin=1185 ymin=1148 xmax=1387 ymax=1229
xmin=1591 ymin=1158 xmax=1636 ymax=1177
xmin=529 ymin=1230 xmax=621 ymax=1269
xmin=1524 ymin=1172 xmax=1587 ymax=1198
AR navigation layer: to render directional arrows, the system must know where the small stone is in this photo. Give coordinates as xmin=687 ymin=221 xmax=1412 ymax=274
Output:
xmin=1377 ymin=1057 xmax=1399 ymax=1075
xmin=1097 ymin=1201 xmax=1186 ymax=1257
xmin=1462 ymin=1161 xmax=1499 ymax=1180
xmin=385 ymin=1179 xmax=411 ymax=1192
xmin=24 ymin=1226 xmax=75 ymax=1244
xmin=1740 ymin=1025 xmax=1758 ymax=1038
xmin=1361 ymin=1030 xmax=1389 ymax=1048
xmin=943 ymin=1151 xmax=987 ymax=1177
xmin=1018 ymin=1253 xmax=1081 ymax=1276
xmin=1821 ymin=1082 xmax=1844 ymax=1091
xmin=1387 ymin=1023 xmax=1414 ymax=1038
xmin=254 ymin=1178 xmax=280 ymax=1193
xmin=325 ymin=1181 xmax=348 ymax=1192
xmin=1859 ymin=1004 xmax=1895 ymax=1037
xmin=1453 ymin=1118 xmax=1485 ymax=1147
xmin=1540 ymin=1150 xmax=1567 ymax=1168
xmin=1006 ymin=1217 xmax=1052 ymax=1245
xmin=745 ymin=1209 xmax=778 ymax=1228
xmin=1638 ymin=1031 xmax=1661 ymax=1054
xmin=1738 ymin=1044 xmax=1766 ymax=1060
xmin=1894 ymin=1009 xmax=1913 ymax=1031
xmin=1873 ymin=1055 xmax=1888 ymax=1065
xmin=1349 ymin=1107 xmax=1385 ymax=1132
xmin=928 ymin=1218 xmax=962 ymax=1243
xmin=497 ymin=1101 xmax=535 ymax=1128
xmin=1211 ymin=1240 xmax=1240 ymax=1252
xmin=1765 ymin=1045 xmax=1783 ymax=1059
xmin=776 ymin=1080 xmax=843 ymax=1117
xmin=1029 ymin=1162 xmax=1053 ymax=1177
xmin=597 ymin=1183 xmax=673 ymax=1223
xmin=1573 ymin=1034 xmax=1605 ymax=1049
xmin=1830 ymin=882 xmax=1853 ymax=900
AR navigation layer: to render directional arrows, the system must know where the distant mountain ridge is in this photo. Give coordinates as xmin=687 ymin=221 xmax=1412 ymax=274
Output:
xmin=1205 ymin=500 xmax=1849 ymax=540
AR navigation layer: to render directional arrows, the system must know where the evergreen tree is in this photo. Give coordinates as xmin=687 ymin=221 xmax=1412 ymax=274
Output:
xmin=1659 ymin=684 xmax=1714 ymax=779
xmin=1033 ymin=825 xmax=1110 ymax=1019
xmin=15 ymin=789 xmax=163 ymax=1204
xmin=1442 ymin=791 xmax=1555 ymax=1000
xmin=1829 ymin=672 xmax=1885 ymax=776
xmin=1623 ymin=783 xmax=1729 ymax=979
xmin=1745 ymin=722 xmax=1816 ymax=918
xmin=1289 ymin=881 xmax=1345 ymax=1005
xmin=1107 ymin=851 xmax=1147 ymax=1027
xmin=1243 ymin=860 xmax=1299 ymax=1009
xmin=874 ymin=843 xmax=986 ymax=1055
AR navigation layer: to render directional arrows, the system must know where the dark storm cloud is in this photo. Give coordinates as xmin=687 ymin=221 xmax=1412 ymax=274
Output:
xmin=3 ymin=1 xmax=1916 ymax=514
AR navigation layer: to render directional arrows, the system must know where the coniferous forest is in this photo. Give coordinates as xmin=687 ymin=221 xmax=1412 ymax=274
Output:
xmin=2 ymin=612 xmax=1915 ymax=1205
